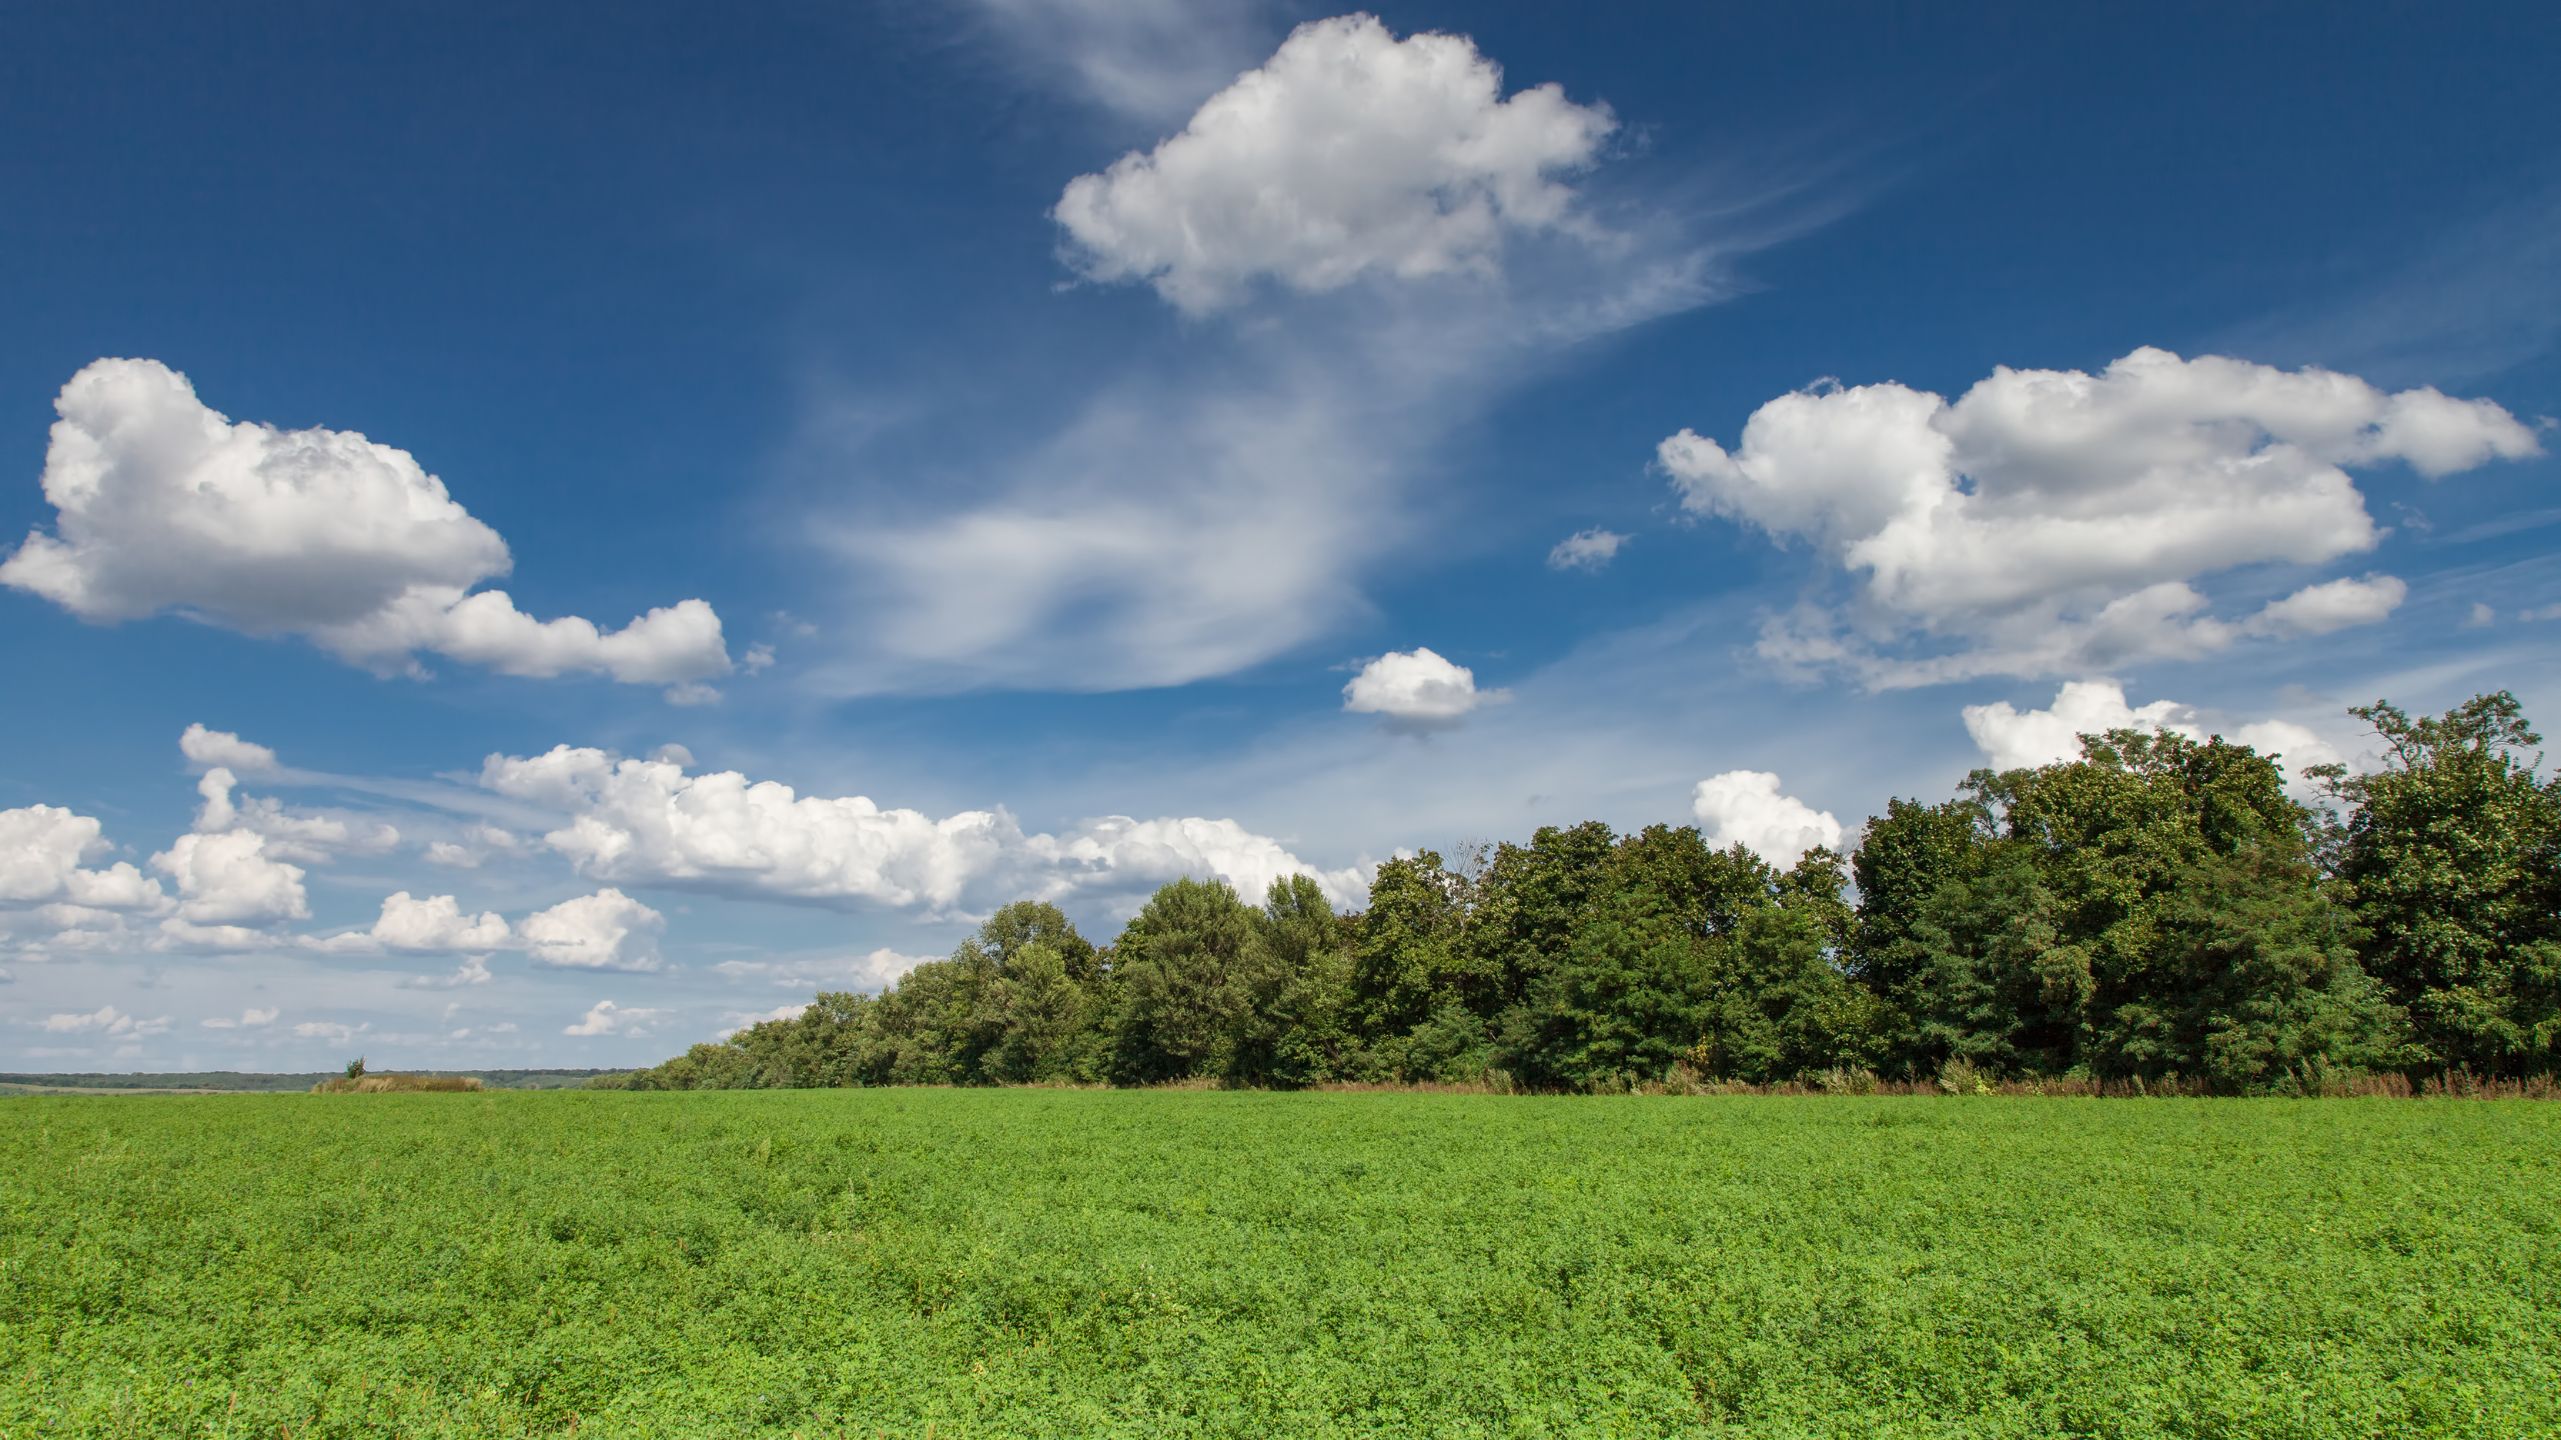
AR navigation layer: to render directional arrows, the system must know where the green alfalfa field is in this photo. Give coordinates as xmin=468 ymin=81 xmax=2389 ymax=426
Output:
xmin=3 ymin=1091 xmax=2555 ymax=1438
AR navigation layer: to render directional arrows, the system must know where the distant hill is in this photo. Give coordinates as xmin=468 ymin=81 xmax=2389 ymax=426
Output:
xmin=0 ymin=1069 xmax=613 ymax=1094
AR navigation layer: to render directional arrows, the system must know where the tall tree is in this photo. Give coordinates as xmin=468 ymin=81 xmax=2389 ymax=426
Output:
xmin=1511 ymin=880 xmax=1713 ymax=1089
xmin=1880 ymin=729 xmax=2406 ymax=1089
xmin=2321 ymin=693 xmax=2561 ymax=1076
xmin=1652 ymin=847 xmax=1876 ymax=1082
xmin=1351 ymin=851 xmax=1484 ymax=1046
xmin=1255 ymin=875 xmax=1364 ymax=1086
xmin=982 ymin=941 xmax=1095 ymax=1083
xmin=1469 ymin=821 xmax=1618 ymax=1013
xmin=1110 ymin=878 xmax=1273 ymax=1084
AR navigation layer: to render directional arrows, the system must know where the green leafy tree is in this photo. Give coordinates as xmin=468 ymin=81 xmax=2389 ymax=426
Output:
xmin=1255 ymin=876 xmax=1366 ymax=1085
xmin=1351 ymin=851 xmax=1487 ymax=1048
xmin=978 ymin=900 xmax=1100 ymax=982
xmin=1852 ymin=795 xmax=1989 ymax=1055
xmin=1468 ymin=821 xmax=1618 ymax=1013
xmin=2321 ymin=693 xmax=2561 ymax=1076
xmin=1512 ymin=881 xmax=1712 ymax=1089
xmin=982 ymin=942 xmax=1095 ymax=1083
xmin=858 ymin=957 xmax=978 ymax=1084
xmin=2137 ymin=849 xmax=2413 ymax=1089
xmin=1692 ymin=852 xmax=1886 ymax=1081
xmin=1896 ymin=838 xmax=2081 ymax=1075
xmin=1111 ymin=878 xmax=1272 ymax=1084
xmin=1870 ymin=729 xmax=2406 ymax=1089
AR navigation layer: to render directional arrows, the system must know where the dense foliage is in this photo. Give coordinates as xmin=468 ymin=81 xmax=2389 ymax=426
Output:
xmin=609 ymin=693 xmax=2561 ymax=1095
xmin=5 ymin=1090 xmax=2555 ymax=1437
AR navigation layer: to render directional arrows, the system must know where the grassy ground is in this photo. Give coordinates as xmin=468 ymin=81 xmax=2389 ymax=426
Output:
xmin=2 ymin=1091 xmax=2554 ymax=1438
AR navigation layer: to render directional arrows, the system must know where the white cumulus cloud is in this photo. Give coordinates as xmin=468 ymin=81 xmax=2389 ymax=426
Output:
xmin=43 ymin=1005 xmax=171 ymax=1038
xmin=180 ymin=724 xmax=279 ymax=776
xmin=1037 ymin=815 xmax=1372 ymax=908
xmin=564 ymin=999 xmax=667 ymax=1038
xmin=1660 ymin=347 xmax=2542 ymax=684
xmin=0 ymin=805 xmax=166 ymax=910
xmin=1342 ymin=647 xmax=1496 ymax=730
xmin=2239 ymin=575 xmax=2409 ymax=638
xmin=715 ymin=1002 xmax=811 ymax=1040
xmin=807 ymin=12 xmax=1737 ymax=699
xmin=201 ymin=1006 xmax=279 ymax=1030
xmin=1962 ymin=680 xmax=2346 ymax=795
xmin=712 ymin=947 xmax=932 ymax=992
xmin=0 ymin=359 xmax=731 ymax=696
xmin=375 ymin=892 xmax=509 ymax=952
xmin=1054 ymin=14 xmax=1617 ymax=313
xmin=1690 ymin=770 xmax=1843 ymax=867
xmin=480 ymin=744 xmax=1371 ymax=914
xmin=520 ymin=888 xmax=667 ymax=972
xmin=1962 ymin=680 xmax=2197 ymax=773
xmin=151 ymin=828 xmax=309 ymax=926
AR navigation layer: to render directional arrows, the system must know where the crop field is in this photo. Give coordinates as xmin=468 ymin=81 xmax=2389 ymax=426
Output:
xmin=3 ymin=1092 xmax=2555 ymax=1438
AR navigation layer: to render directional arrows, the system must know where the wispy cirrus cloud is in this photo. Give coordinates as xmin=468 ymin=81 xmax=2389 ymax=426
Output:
xmin=800 ymin=13 xmax=1823 ymax=697
xmin=952 ymin=0 xmax=1281 ymax=128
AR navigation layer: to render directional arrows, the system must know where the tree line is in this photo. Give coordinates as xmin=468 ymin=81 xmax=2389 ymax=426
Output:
xmin=596 ymin=692 xmax=2561 ymax=1095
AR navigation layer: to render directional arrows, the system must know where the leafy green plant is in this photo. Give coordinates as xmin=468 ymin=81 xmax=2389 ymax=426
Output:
xmin=3 ymin=1090 xmax=2555 ymax=1437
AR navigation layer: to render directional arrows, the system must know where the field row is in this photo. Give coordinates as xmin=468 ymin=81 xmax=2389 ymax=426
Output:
xmin=4 ymin=1091 xmax=2556 ymax=1437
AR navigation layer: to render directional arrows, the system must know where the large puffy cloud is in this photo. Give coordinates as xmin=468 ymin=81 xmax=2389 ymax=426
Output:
xmin=1690 ymin=771 xmax=1843 ymax=867
xmin=1 ymin=359 xmax=731 ymax=696
xmin=327 ymin=588 xmax=731 ymax=688
xmin=1342 ymin=646 xmax=1496 ymax=730
xmin=1661 ymin=347 xmax=2542 ymax=683
xmin=1962 ymin=680 xmax=2345 ymax=793
xmin=3 ymin=359 xmax=506 ymax=627
xmin=520 ymin=888 xmax=667 ymax=972
xmin=1054 ymin=14 xmax=1616 ymax=313
xmin=150 ymin=829 xmax=309 ymax=925
xmin=1962 ymin=680 xmax=2194 ymax=773
xmin=480 ymin=744 xmax=1371 ymax=913
xmin=1036 ymin=815 xmax=1371 ymax=907
xmin=360 ymin=892 xmax=511 ymax=954
xmin=0 ymin=805 xmax=165 ymax=909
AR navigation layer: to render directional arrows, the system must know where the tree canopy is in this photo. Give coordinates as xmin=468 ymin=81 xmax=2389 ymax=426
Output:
xmin=600 ymin=692 xmax=2560 ymax=1095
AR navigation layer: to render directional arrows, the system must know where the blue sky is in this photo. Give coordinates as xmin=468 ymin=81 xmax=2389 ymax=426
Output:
xmin=3 ymin=0 xmax=2556 ymax=1068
